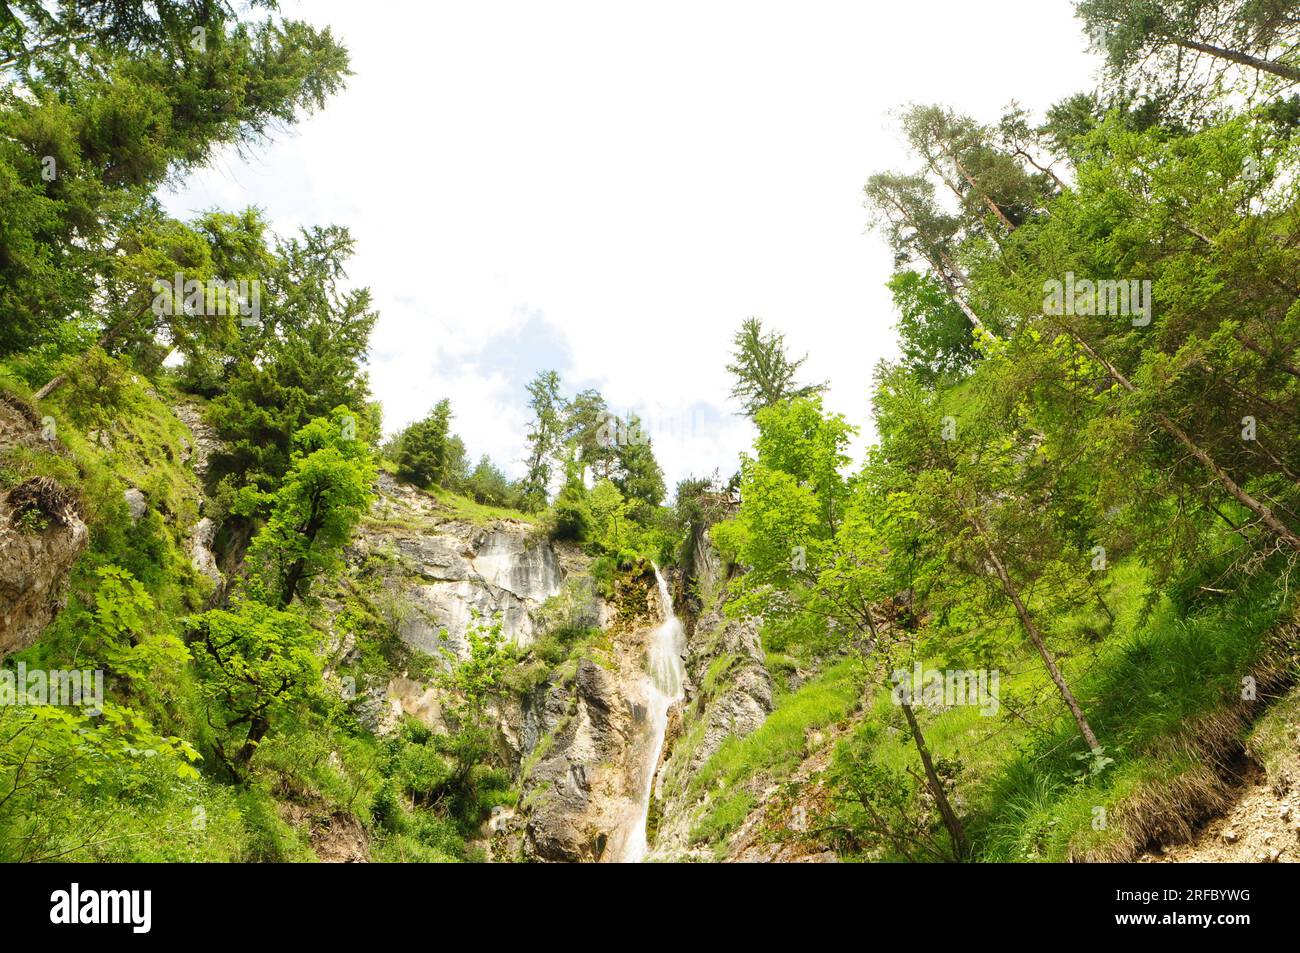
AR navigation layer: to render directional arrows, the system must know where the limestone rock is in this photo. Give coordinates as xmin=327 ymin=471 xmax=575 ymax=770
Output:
xmin=172 ymin=401 xmax=222 ymax=479
xmin=355 ymin=474 xmax=566 ymax=655
xmin=124 ymin=487 xmax=147 ymax=522
xmin=189 ymin=516 xmax=222 ymax=587
xmin=521 ymin=658 xmax=633 ymax=862
xmin=0 ymin=401 xmax=88 ymax=658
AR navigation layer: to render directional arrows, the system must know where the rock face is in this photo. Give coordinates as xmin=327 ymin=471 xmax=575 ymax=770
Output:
xmin=172 ymin=401 xmax=223 ymax=594
xmin=396 ymin=528 xmax=564 ymax=655
xmin=0 ymin=398 xmax=88 ymax=659
xmin=348 ymin=473 xmax=592 ymax=739
xmin=172 ymin=400 xmax=221 ymax=480
xmin=189 ymin=516 xmax=222 ymax=587
xmin=123 ymin=487 xmax=147 ymax=522
xmin=513 ymin=568 xmax=672 ymax=863
xmin=342 ymin=473 xmax=779 ymax=862
xmin=344 ymin=481 xmax=675 ymax=862
xmin=519 ymin=659 xmax=636 ymax=862
xmin=682 ymin=605 xmax=773 ymax=775
xmin=0 ymin=500 xmax=88 ymax=659
xmin=356 ymin=474 xmax=566 ymax=658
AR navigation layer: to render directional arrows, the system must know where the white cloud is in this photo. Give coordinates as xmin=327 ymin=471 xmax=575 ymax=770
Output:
xmin=163 ymin=0 xmax=1100 ymax=491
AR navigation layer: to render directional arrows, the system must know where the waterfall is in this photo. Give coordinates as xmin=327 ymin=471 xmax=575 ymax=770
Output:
xmin=615 ymin=566 xmax=686 ymax=863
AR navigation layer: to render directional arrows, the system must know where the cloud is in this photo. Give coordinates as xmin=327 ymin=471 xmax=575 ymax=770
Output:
xmin=164 ymin=0 xmax=1099 ymax=493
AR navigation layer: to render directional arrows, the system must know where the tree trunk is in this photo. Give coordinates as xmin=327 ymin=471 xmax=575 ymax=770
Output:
xmin=1064 ymin=332 xmax=1300 ymax=551
xmin=972 ymin=518 xmax=1102 ymax=753
xmin=1173 ymin=36 xmax=1300 ymax=83
xmin=950 ymin=151 xmax=1017 ymax=232
xmin=34 ymin=303 xmax=150 ymax=402
xmin=279 ymin=494 xmax=326 ymax=608
xmin=1235 ymin=331 xmax=1300 ymax=381
xmin=899 ymin=697 xmax=970 ymax=861
xmin=234 ymin=714 xmax=270 ymax=775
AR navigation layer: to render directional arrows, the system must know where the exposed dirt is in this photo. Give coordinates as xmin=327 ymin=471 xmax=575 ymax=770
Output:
xmin=1141 ymin=762 xmax=1300 ymax=863
xmin=281 ymin=804 xmax=371 ymax=863
xmin=1139 ymin=697 xmax=1300 ymax=865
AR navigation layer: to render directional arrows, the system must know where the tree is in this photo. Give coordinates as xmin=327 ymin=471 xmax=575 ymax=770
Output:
xmin=564 ymin=388 xmax=618 ymax=480
xmin=185 ymin=599 xmax=321 ymax=778
xmin=243 ymin=408 xmax=376 ymax=609
xmin=889 ymin=270 xmax=978 ymax=384
xmin=396 ymin=617 xmax=515 ymax=824
xmin=32 ymin=210 xmax=240 ymax=400
xmin=1079 ymin=0 xmax=1300 ymax=114
xmin=871 ymin=358 xmax=1106 ymax=755
xmin=725 ymin=317 xmax=827 ymax=418
xmin=0 ymin=1 xmax=349 ymax=361
xmin=519 ymin=370 xmax=566 ymax=512
xmin=716 ymin=397 xmax=856 ymax=649
xmin=395 ymin=399 xmax=455 ymax=489
xmin=549 ymin=458 xmax=594 ymax=543
xmin=611 ymin=413 xmax=666 ymax=518
xmin=206 ymin=224 xmax=377 ymax=497
xmin=464 ymin=455 xmax=516 ymax=508
xmin=589 ymin=478 xmax=631 ymax=552
xmin=864 ymin=172 xmax=990 ymax=334
xmin=899 ymin=104 xmax=1049 ymax=233
xmin=716 ymin=395 xmax=970 ymax=858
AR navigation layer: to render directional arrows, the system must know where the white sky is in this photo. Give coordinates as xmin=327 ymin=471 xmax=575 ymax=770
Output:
xmin=164 ymin=0 xmax=1101 ymax=491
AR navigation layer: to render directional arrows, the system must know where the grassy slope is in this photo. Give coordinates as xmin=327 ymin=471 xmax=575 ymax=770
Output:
xmin=677 ymin=547 xmax=1294 ymax=863
xmin=683 ymin=658 xmax=862 ymax=854
xmin=836 ymin=561 xmax=1291 ymax=862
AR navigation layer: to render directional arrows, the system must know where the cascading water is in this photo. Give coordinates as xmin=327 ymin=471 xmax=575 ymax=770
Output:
xmin=615 ymin=566 xmax=686 ymax=863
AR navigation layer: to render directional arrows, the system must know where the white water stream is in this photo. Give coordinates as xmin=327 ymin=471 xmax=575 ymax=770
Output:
xmin=615 ymin=567 xmax=686 ymax=863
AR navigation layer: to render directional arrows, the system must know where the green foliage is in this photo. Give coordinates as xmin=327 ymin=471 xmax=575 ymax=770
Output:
xmin=0 ymin=703 xmax=201 ymax=861
xmin=394 ymin=399 xmax=456 ymax=489
xmin=609 ymin=415 xmax=666 ymax=516
xmin=0 ymin=1 xmax=350 ymax=359
xmin=519 ymin=369 xmax=565 ymax=512
xmin=461 ymin=454 xmax=518 ymax=508
xmin=888 ymin=270 xmax=978 ymax=383
xmin=1077 ymin=0 xmax=1300 ymax=119
xmin=205 ymin=224 xmax=377 ymax=498
xmin=726 ymin=316 xmax=827 ymax=418
xmin=185 ymin=600 xmax=323 ymax=778
xmin=681 ymin=660 xmax=862 ymax=849
xmin=588 ymin=478 xmax=631 ymax=552
xmin=547 ymin=467 xmax=595 ymax=544
xmin=441 ymin=619 xmax=511 ymax=718
xmin=243 ymin=408 xmax=376 ymax=608
xmin=826 ymin=725 xmax=960 ymax=862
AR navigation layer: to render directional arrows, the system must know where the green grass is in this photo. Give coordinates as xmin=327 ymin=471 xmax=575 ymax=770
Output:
xmin=832 ymin=558 xmax=1291 ymax=862
xmin=364 ymin=482 xmax=535 ymax=532
xmin=1245 ymin=681 xmax=1300 ymax=788
xmin=424 ymin=485 xmax=533 ymax=526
